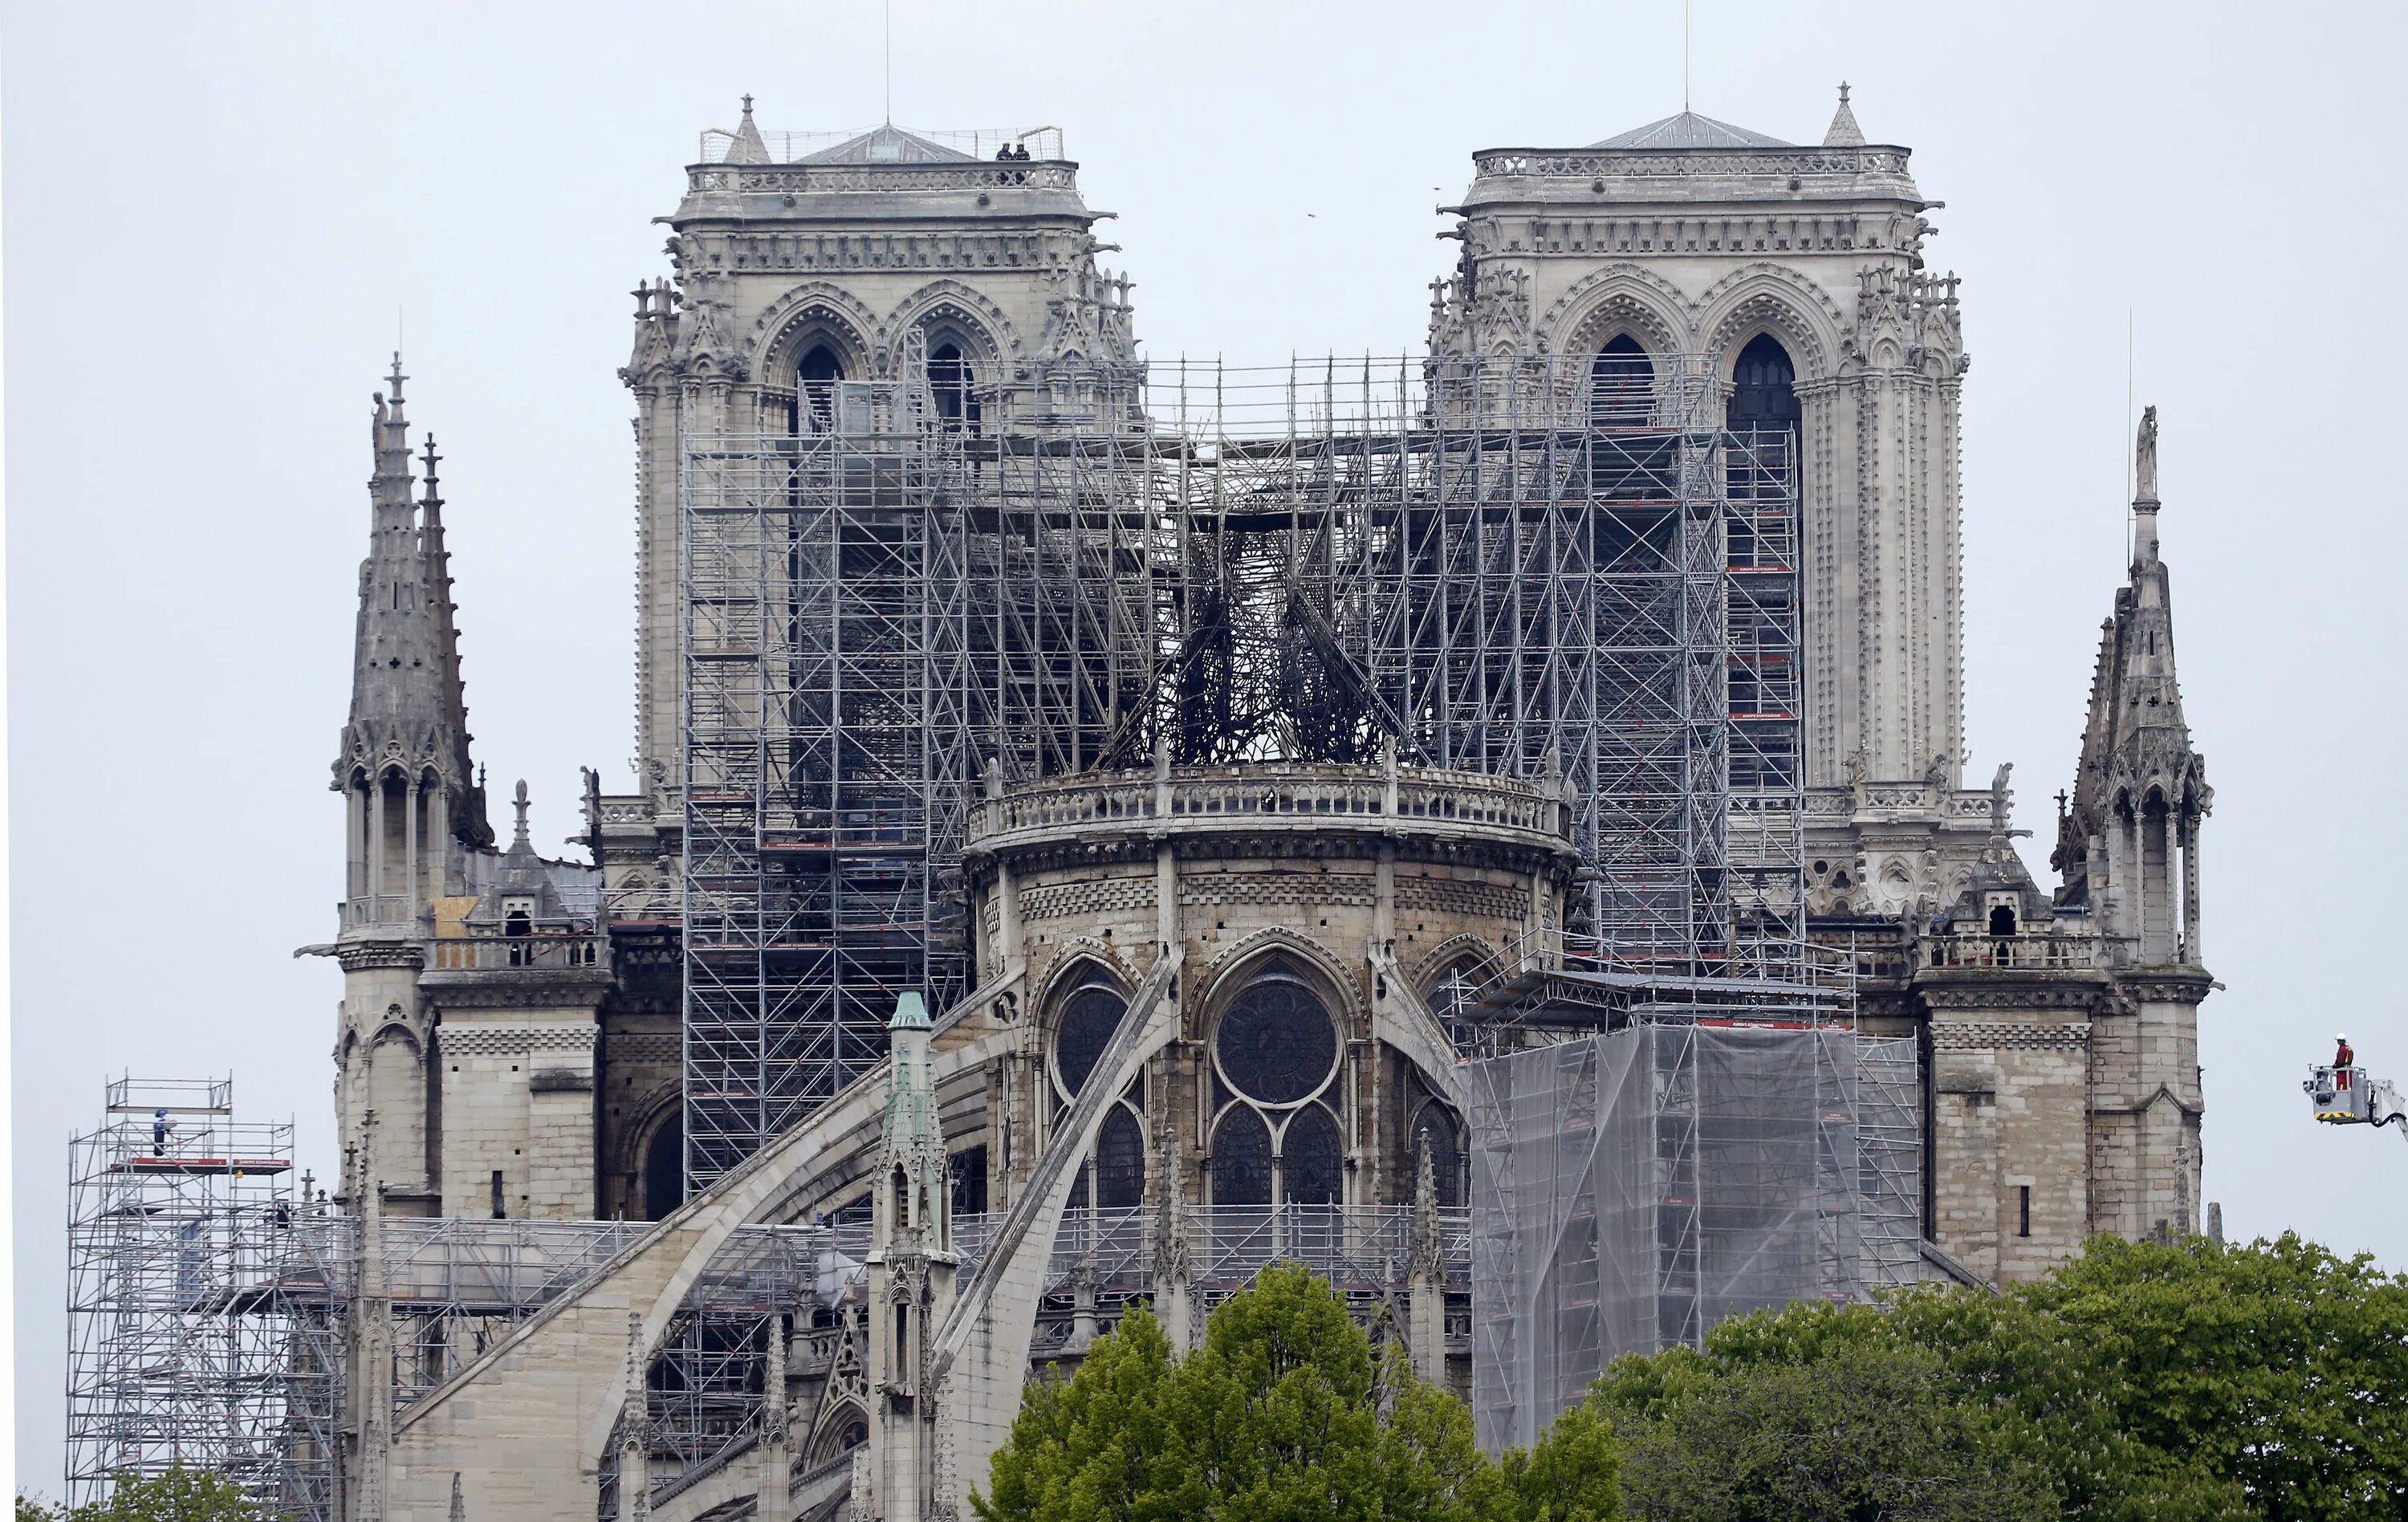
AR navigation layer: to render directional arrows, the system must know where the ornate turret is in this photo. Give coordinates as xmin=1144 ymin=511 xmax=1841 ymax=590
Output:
xmin=2054 ymin=405 xmax=2211 ymax=967
xmin=334 ymin=356 xmax=490 ymax=931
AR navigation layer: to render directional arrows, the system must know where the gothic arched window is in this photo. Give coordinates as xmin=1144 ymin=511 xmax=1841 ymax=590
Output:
xmin=1588 ymin=335 xmax=1653 ymax=428
xmin=642 ymin=1111 xmax=684 ymax=1222
xmin=795 ymin=343 xmax=844 ymax=430
xmin=1422 ymin=951 xmax=1495 ymax=1054
xmin=1279 ymin=1105 xmax=1343 ymax=1206
xmin=928 ymin=342 xmax=981 ymax=435
xmin=1049 ymin=972 xmax=1144 ymax=1213
xmin=1209 ymin=1105 xmax=1273 ymax=1206
xmin=1053 ymin=983 xmax=1125 ymax=1097
xmin=1727 ymin=333 xmax=1800 ymax=433
xmin=1208 ymin=959 xmax=1348 ymax=1207
xmin=1407 ymin=1076 xmax=1468 ymax=1210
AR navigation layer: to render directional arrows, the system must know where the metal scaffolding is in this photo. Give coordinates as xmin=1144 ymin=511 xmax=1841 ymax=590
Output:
xmin=64 ymin=1078 xmax=344 ymax=1520
xmin=1465 ymin=1025 xmax=1922 ymax=1454
xmin=680 ymin=350 xmax=1808 ymax=1182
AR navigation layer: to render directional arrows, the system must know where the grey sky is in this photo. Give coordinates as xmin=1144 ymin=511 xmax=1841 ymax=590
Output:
xmin=10 ymin=0 xmax=2404 ymax=1489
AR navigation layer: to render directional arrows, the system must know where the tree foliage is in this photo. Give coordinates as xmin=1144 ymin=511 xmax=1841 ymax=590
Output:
xmin=1594 ymin=1336 xmax=2050 ymax=1521
xmin=1591 ymin=1232 xmax=2408 ymax=1521
xmin=974 ymin=1260 xmax=1603 ymax=1522
xmin=18 ymin=1471 xmax=264 ymax=1522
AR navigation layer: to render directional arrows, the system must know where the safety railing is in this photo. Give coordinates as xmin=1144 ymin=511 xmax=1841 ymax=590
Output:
xmin=972 ymin=763 xmax=1564 ymax=846
xmin=428 ymin=930 xmax=608 ymax=973
xmin=1918 ymin=932 xmax=2106 ymax=972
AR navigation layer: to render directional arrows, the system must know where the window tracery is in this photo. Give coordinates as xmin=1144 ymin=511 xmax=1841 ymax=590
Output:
xmin=1048 ymin=970 xmax=1145 ymax=1211
xmin=1207 ymin=958 xmax=1346 ymax=1206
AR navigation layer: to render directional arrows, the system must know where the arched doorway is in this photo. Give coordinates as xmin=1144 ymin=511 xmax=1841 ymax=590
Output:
xmin=642 ymin=1109 xmax=684 ymax=1222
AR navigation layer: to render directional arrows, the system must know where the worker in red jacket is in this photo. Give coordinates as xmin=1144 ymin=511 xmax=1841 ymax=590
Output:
xmin=2335 ymin=1035 xmax=2356 ymax=1088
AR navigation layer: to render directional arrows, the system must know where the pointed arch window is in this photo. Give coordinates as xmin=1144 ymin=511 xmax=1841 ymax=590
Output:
xmin=1207 ymin=958 xmax=1348 ymax=1207
xmin=1588 ymin=335 xmax=1653 ymax=428
xmin=795 ymin=343 xmax=844 ymax=431
xmin=1048 ymin=972 xmax=1145 ymax=1213
xmin=642 ymin=1110 xmax=684 ymax=1222
xmin=1727 ymin=334 xmax=1800 ymax=433
xmin=928 ymin=342 xmax=981 ymax=435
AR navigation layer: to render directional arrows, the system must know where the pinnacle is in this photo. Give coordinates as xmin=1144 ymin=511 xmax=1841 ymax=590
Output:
xmin=1823 ymin=82 xmax=1866 ymax=148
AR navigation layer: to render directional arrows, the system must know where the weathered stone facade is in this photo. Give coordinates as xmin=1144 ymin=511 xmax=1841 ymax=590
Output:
xmin=317 ymin=95 xmax=2215 ymax=1521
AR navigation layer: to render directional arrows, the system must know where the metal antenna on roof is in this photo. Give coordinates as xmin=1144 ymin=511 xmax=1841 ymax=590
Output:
xmin=1683 ymin=0 xmax=1691 ymax=113
xmin=884 ymin=0 xmax=893 ymax=124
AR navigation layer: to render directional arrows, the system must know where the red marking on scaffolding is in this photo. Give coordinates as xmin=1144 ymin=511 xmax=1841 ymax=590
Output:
xmin=115 ymin=1158 xmax=293 ymax=1176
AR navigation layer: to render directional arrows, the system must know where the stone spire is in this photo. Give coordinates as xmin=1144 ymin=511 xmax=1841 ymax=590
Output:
xmin=875 ymin=991 xmax=948 ymax=1254
xmin=1822 ymin=82 xmax=1866 ymax=147
xmin=727 ymin=94 xmax=771 ymax=165
xmin=2055 ymin=405 xmax=2211 ymax=962
xmin=416 ymin=433 xmax=488 ymax=847
xmin=333 ymin=355 xmax=490 ymax=848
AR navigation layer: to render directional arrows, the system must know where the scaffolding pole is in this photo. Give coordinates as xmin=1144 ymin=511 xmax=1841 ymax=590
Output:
xmin=676 ymin=352 xmax=1812 ymax=1181
xmin=64 ymin=1077 xmax=343 ymax=1520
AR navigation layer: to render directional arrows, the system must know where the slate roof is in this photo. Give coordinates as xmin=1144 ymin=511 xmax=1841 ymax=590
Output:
xmin=1588 ymin=112 xmax=1792 ymax=150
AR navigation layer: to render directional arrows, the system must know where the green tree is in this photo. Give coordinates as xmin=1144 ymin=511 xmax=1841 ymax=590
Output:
xmin=18 ymin=1471 xmax=262 ymax=1522
xmin=1583 ymin=1233 xmax=2408 ymax=1521
xmin=976 ymin=1261 xmax=1544 ymax=1522
xmin=1592 ymin=1335 xmax=2051 ymax=1521
xmin=2024 ymin=1233 xmax=2408 ymax=1520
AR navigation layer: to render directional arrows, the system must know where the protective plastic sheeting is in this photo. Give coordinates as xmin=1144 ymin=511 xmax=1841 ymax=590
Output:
xmin=1470 ymin=1024 xmax=1921 ymax=1453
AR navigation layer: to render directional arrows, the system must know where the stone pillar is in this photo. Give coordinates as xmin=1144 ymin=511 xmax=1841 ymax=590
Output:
xmin=1406 ymin=1139 xmax=1445 ymax=1384
xmin=619 ymin=1314 xmax=650 ymax=1521
xmin=347 ymin=784 xmax=366 ymax=911
xmin=370 ymin=778 xmax=388 ymax=922
xmin=404 ymin=779 xmax=421 ymax=926
xmin=2181 ymin=812 xmax=2203 ymax=964
xmin=1151 ymin=1128 xmax=1193 ymax=1355
xmin=352 ymin=1113 xmax=391 ymax=1522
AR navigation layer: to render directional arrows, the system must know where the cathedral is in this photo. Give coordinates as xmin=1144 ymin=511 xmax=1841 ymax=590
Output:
xmin=313 ymin=91 xmax=2212 ymax=1521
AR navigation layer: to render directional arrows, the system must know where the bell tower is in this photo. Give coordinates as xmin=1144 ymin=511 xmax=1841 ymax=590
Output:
xmin=332 ymin=359 xmax=490 ymax=1210
xmin=1436 ymin=87 xmax=1965 ymax=803
xmin=2055 ymin=405 xmax=2212 ymax=1240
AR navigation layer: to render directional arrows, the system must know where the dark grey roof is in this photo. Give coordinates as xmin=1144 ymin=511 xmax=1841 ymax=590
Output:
xmin=800 ymin=124 xmax=974 ymax=165
xmin=1588 ymin=112 xmax=1792 ymax=150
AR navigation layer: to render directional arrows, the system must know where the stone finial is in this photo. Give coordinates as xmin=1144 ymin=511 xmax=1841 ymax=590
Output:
xmin=511 ymin=779 xmax=531 ymax=847
xmin=620 ymin=1312 xmax=652 ymax=1520
xmin=2133 ymin=404 xmax=2160 ymax=507
xmin=727 ymin=95 xmax=771 ymax=165
xmin=1822 ymin=81 xmax=1866 ymax=148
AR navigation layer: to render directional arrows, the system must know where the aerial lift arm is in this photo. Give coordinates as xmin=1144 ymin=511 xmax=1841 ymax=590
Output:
xmin=2304 ymin=1061 xmax=2408 ymax=1140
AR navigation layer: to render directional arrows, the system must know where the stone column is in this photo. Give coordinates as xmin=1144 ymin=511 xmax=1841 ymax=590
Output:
xmin=370 ymin=778 xmax=388 ymax=922
xmin=1406 ymin=1140 xmax=1445 ymax=1385
xmin=404 ymin=779 xmax=421 ymax=926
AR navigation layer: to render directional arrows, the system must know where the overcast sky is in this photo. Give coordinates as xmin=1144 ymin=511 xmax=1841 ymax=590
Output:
xmin=9 ymin=0 xmax=2406 ymax=1490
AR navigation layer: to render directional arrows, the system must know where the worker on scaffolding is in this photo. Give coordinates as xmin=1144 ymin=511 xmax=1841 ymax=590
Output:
xmin=152 ymin=1108 xmax=174 ymax=1154
xmin=2336 ymin=1034 xmax=2356 ymax=1088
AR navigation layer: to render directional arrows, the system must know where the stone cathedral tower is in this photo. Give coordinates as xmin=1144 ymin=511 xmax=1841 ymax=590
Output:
xmin=1424 ymin=94 xmax=2212 ymax=1278
xmin=1431 ymin=92 xmax=1967 ymax=881
xmin=620 ymin=106 xmax=1138 ymax=811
